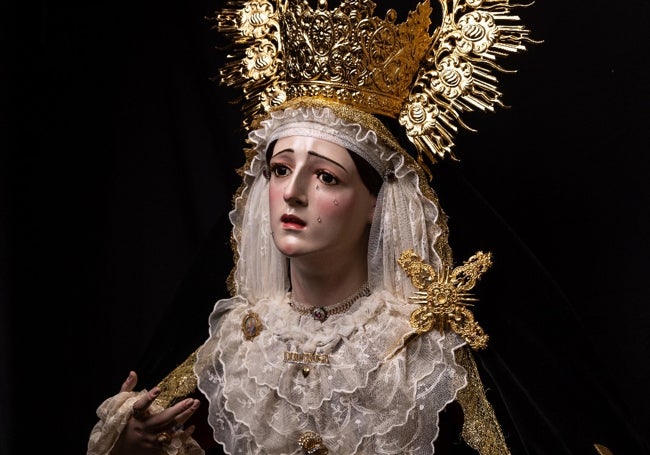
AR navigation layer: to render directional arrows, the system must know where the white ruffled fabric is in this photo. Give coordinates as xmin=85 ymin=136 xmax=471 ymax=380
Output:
xmin=195 ymin=290 xmax=467 ymax=454
xmin=87 ymin=390 xmax=204 ymax=455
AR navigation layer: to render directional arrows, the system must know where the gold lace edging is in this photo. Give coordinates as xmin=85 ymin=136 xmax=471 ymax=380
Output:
xmin=153 ymin=349 xmax=199 ymax=409
xmin=456 ymin=346 xmax=511 ymax=455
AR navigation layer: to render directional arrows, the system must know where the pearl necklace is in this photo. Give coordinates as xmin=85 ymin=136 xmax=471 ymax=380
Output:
xmin=288 ymin=283 xmax=370 ymax=322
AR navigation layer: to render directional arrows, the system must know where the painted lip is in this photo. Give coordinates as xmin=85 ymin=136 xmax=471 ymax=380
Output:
xmin=280 ymin=214 xmax=306 ymax=229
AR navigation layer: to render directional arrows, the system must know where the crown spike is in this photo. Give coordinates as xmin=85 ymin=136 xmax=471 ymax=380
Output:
xmin=210 ymin=0 xmax=537 ymax=173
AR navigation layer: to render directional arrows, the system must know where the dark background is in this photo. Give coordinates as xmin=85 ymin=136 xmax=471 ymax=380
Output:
xmin=3 ymin=1 xmax=649 ymax=454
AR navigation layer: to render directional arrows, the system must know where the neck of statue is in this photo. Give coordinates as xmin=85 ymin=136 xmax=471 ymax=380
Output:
xmin=287 ymin=249 xmax=369 ymax=309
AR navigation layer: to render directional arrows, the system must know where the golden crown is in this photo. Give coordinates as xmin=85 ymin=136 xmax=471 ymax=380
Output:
xmin=211 ymin=0 xmax=535 ymax=168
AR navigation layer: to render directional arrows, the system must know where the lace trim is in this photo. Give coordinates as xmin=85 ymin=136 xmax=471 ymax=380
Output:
xmin=154 ymin=350 xmax=198 ymax=408
xmin=195 ymin=291 xmax=468 ymax=454
xmin=456 ymin=346 xmax=512 ymax=455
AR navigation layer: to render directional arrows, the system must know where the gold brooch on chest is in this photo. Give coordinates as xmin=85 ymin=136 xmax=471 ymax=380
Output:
xmin=241 ymin=311 xmax=263 ymax=341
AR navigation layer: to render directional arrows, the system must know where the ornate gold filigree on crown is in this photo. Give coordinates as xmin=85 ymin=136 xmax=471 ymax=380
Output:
xmin=212 ymin=0 xmax=535 ymax=170
xmin=397 ymin=249 xmax=492 ymax=350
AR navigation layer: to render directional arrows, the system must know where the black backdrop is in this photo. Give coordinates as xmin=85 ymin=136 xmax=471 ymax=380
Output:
xmin=3 ymin=1 xmax=649 ymax=454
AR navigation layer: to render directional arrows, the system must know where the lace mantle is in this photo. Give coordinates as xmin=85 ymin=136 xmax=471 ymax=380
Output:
xmin=195 ymin=291 xmax=467 ymax=454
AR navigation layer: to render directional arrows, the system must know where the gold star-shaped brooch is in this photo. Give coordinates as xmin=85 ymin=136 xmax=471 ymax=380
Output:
xmin=397 ymin=249 xmax=492 ymax=350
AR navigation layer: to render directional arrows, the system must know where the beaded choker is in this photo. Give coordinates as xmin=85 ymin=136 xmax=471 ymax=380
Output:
xmin=289 ymin=283 xmax=370 ymax=323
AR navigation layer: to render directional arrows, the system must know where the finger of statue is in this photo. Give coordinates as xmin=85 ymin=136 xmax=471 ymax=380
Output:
xmin=132 ymin=387 xmax=161 ymax=420
xmin=172 ymin=398 xmax=201 ymax=425
xmin=146 ymin=397 xmax=199 ymax=432
xmin=119 ymin=371 xmax=137 ymax=393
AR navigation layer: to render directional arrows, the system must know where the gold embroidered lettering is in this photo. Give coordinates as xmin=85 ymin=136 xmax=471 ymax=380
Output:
xmin=284 ymin=351 xmax=330 ymax=365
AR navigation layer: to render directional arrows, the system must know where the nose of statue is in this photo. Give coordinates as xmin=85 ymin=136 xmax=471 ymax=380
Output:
xmin=283 ymin=174 xmax=308 ymax=206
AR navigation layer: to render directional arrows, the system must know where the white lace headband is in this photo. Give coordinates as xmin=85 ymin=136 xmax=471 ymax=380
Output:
xmin=250 ymin=104 xmax=392 ymax=176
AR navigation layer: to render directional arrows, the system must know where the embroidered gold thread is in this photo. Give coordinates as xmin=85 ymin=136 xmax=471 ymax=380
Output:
xmin=153 ymin=349 xmax=198 ymax=409
xmin=284 ymin=351 xmax=330 ymax=365
xmin=456 ymin=346 xmax=512 ymax=455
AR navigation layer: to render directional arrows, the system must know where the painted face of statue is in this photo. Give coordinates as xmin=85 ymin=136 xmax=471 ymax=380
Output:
xmin=268 ymin=135 xmax=376 ymax=262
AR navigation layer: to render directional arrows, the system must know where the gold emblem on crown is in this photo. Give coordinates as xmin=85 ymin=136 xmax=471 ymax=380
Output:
xmin=212 ymin=0 xmax=536 ymax=168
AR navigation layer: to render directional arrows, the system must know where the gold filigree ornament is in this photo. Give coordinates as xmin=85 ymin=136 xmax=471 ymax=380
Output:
xmin=210 ymin=0 xmax=538 ymax=174
xmin=298 ymin=431 xmax=328 ymax=454
xmin=397 ymin=248 xmax=492 ymax=350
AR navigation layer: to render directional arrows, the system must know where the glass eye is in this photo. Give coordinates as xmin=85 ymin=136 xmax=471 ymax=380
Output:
xmin=270 ymin=163 xmax=290 ymax=177
xmin=317 ymin=171 xmax=338 ymax=185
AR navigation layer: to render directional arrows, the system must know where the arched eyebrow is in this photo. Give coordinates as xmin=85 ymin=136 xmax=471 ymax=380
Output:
xmin=270 ymin=148 xmax=293 ymax=159
xmin=270 ymin=148 xmax=349 ymax=174
xmin=308 ymin=151 xmax=348 ymax=174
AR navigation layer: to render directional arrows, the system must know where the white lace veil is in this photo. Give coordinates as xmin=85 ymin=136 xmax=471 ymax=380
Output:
xmin=229 ymin=98 xmax=449 ymax=303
